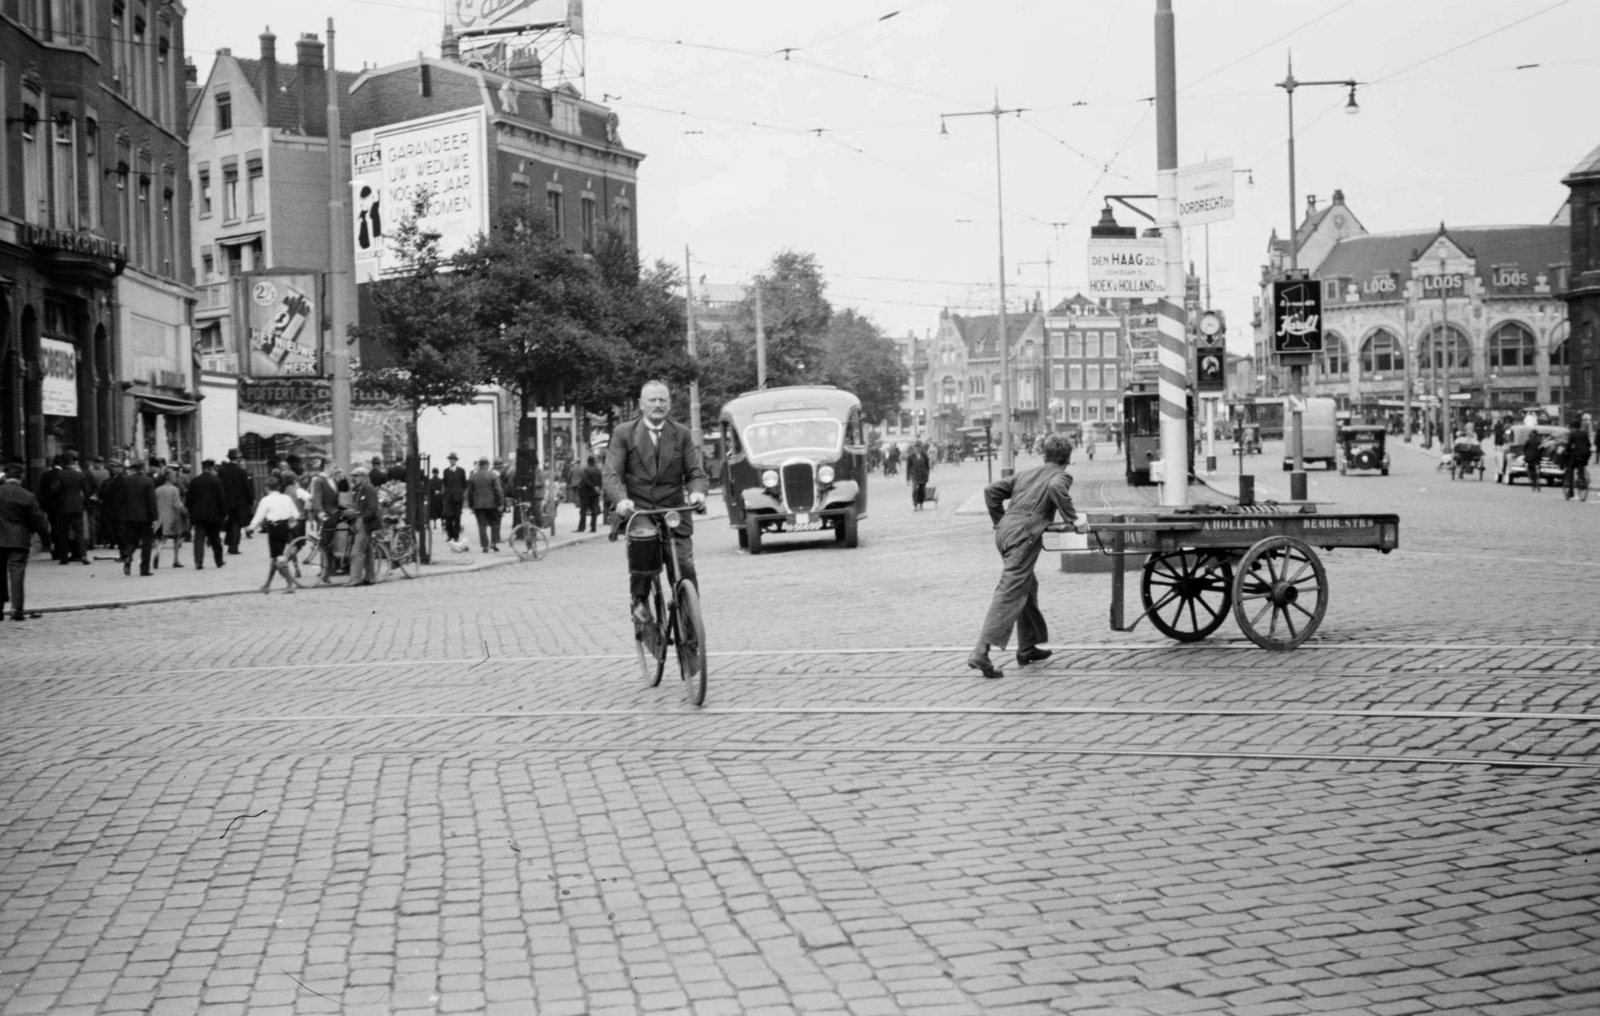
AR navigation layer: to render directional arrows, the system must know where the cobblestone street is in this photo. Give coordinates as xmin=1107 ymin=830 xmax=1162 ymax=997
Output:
xmin=3 ymin=448 xmax=1599 ymax=1015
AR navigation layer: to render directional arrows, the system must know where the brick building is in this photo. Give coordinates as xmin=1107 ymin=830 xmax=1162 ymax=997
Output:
xmin=2 ymin=0 xmax=192 ymax=475
xmin=1562 ymin=143 xmax=1600 ymax=420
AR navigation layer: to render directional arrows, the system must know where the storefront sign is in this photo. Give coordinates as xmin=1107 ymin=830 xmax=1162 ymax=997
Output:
xmin=448 ymin=0 xmax=575 ymax=35
xmin=24 ymin=224 xmax=127 ymax=264
xmin=151 ymin=369 xmax=187 ymax=389
xmin=1485 ymin=263 xmax=1541 ymax=294
xmin=1416 ymin=272 xmax=1468 ymax=295
xmin=1272 ymin=280 xmax=1322 ymax=354
xmin=351 ymin=108 xmax=489 ymax=283
xmin=40 ymin=338 xmax=78 ymax=417
xmin=241 ymin=272 xmax=322 ymax=377
xmin=1362 ymin=272 xmax=1401 ymax=299
xmin=1177 ymin=158 xmax=1235 ymax=227
xmin=1087 ymin=237 xmax=1166 ymax=296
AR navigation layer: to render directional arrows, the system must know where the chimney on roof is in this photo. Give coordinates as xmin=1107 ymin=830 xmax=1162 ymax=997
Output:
xmin=184 ymin=58 xmax=200 ymax=110
xmin=1306 ymin=194 xmax=1318 ymax=216
xmin=260 ymin=28 xmax=278 ymax=129
xmin=507 ymin=48 xmax=543 ymax=85
xmin=1332 ymin=188 xmax=1345 ymax=205
xmin=440 ymin=28 xmax=460 ymax=62
xmin=296 ymin=33 xmax=328 ymax=137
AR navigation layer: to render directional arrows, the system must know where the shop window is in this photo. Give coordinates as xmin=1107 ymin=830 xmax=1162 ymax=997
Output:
xmin=1360 ymin=329 xmax=1405 ymax=374
xmin=1487 ymin=322 xmax=1536 ymax=370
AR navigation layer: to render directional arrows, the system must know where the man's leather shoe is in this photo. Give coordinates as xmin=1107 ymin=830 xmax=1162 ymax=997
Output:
xmin=631 ymin=600 xmax=654 ymax=627
xmin=1016 ymin=647 xmax=1053 ymax=666
xmin=966 ymin=651 xmax=1003 ymax=679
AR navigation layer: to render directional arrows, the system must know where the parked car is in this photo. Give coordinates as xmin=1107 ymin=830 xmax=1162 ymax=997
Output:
xmin=1497 ymin=425 xmax=1568 ymax=485
xmin=719 ymin=385 xmax=869 ymax=553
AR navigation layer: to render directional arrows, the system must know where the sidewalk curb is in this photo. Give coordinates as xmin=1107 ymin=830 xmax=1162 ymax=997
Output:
xmin=29 ymin=504 xmax=732 ymax=617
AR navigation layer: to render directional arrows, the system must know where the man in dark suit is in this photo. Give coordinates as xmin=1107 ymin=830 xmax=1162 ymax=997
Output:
xmin=117 ymin=458 xmax=160 ymax=576
xmin=217 ymin=448 xmax=255 ymax=553
xmin=2 ymin=460 xmax=52 ymax=620
xmin=185 ymin=459 xmax=228 ymax=569
xmin=440 ymin=453 xmax=467 ymax=542
xmin=52 ymin=452 xmax=92 ymax=563
xmin=602 ymin=380 xmax=708 ymax=625
xmin=34 ymin=455 xmax=62 ymax=553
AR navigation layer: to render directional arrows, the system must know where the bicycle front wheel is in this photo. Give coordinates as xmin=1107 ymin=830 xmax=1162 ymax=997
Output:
xmin=371 ymin=543 xmax=394 ymax=583
xmin=635 ymin=574 xmax=667 ymax=687
xmin=395 ymin=530 xmax=420 ymax=578
xmin=512 ymin=524 xmax=549 ymax=561
xmin=674 ymin=581 xmax=708 ymax=707
xmin=283 ymin=535 xmax=337 ymax=585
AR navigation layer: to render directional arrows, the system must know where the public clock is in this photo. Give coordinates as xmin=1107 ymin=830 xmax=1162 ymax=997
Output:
xmin=1198 ymin=311 xmax=1222 ymax=337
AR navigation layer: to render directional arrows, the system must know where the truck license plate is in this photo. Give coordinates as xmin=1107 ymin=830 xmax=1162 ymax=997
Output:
xmin=794 ymin=512 xmax=811 ymax=527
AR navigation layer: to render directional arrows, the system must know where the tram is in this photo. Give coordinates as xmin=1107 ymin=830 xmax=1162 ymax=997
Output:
xmin=1122 ymin=381 xmax=1194 ymax=486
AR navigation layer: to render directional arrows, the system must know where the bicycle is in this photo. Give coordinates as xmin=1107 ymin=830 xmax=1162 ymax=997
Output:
xmin=283 ymin=516 xmax=393 ymax=585
xmin=376 ymin=516 xmax=420 ymax=579
xmin=509 ymin=500 xmax=550 ymax=561
xmin=619 ymin=505 xmax=707 ymax=706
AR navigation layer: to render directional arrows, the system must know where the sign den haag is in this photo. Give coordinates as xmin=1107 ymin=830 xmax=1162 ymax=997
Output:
xmin=351 ymin=108 xmax=490 ymax=283
xmin=1086 ymin=237 xmax=1166 ymax=297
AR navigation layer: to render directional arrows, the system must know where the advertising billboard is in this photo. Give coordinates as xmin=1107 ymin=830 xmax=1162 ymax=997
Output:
xmin=1272 ymin=280 xmax=1323 ymax=355
xmin=40 ymin=338 xmax=78 ymax=417
xmin=241 ymin=272 xmax=323 ymax=377
xmin=448 ymin=0 xmax=581 ymax=36
xmin=351 ymin=108 xmax=490 ymax=283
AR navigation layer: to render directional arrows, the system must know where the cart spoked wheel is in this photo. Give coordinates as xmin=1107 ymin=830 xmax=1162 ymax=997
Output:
xmin=1232 ymin=536 xmax=1327 ymax=651
xmin=1140 ymin=551 xmax=1234 ymax=643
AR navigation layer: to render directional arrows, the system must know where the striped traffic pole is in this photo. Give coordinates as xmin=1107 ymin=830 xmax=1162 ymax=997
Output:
xmin=1154 ymin=0 xmax=1188 ymax=505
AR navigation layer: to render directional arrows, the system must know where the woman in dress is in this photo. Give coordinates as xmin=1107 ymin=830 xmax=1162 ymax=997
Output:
xmin=152 ymin=469 xmax=187 ymax=569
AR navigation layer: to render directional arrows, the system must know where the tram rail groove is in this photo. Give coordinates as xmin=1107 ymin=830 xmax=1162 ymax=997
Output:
xmin=5 ymin=741 xmax=1594 ymax=772
xmin=7 ymin=641 xmax=1598 ymax=682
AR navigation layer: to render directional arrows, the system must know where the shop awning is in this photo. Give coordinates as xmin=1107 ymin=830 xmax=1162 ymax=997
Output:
xmin=237 ymin=410 xmax=333 ymax=439
xmin=135 ymin=393 xmax=198 ymax=415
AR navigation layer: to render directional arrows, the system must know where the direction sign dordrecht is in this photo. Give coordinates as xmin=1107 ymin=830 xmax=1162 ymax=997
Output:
xmin=1086 ymin=237 xmax=1167 ymax=297
xmin=1177 ymin=158 xmax=1236 ymax=227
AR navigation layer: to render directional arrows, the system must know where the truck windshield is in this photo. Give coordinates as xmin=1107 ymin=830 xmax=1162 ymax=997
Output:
xmin=743 ymin=418 xmax=843 ymax=458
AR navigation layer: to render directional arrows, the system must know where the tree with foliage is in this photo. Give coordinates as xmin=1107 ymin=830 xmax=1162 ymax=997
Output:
xmin=816 ymin=308 xmax=907 ymax=424
xmin=586 ymin=225 xmax=696 ymax=422
xmin=350 ymin=191 xmax=482 ymax=561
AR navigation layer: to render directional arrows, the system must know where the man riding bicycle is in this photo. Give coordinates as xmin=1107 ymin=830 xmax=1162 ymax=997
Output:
xmin=603 ymin=380 xmax=708 ymax=627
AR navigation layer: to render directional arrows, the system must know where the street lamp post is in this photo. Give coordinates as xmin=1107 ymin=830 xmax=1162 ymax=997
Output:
xmin=942 ymin=93 xmax=1025 ymax=477
xmin=1277 ymin=53 xmax=1358 ymax=500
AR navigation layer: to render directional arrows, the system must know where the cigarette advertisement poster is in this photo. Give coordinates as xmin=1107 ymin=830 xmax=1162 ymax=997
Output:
xmin=242 ymin=272 xmax=323 ymax=377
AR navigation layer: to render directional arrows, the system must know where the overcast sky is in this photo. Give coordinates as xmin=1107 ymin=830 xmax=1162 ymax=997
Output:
xmin=188 ymin=0 xmax=1600 ymax=354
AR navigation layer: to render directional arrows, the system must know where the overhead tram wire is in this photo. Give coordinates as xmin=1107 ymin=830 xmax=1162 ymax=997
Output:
xmin=1179 ymin=1 xmax=1356 ymax=93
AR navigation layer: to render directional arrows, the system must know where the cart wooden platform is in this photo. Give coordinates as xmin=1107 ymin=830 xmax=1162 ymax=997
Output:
xmin=1061 ymin=503 xmax=1400 ymax=651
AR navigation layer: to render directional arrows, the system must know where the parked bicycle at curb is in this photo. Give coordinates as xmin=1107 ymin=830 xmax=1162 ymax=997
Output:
xmin=282 ymin=518 xmax=396 ymax=585
xmin=616 ymin=505 xmax=708 ymax=706
xmin=509 ymin=500 xmax=550 ymax=562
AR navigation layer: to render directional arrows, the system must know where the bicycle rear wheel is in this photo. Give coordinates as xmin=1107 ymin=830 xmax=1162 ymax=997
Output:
xmin=634 ymin=573 xmax=667 ymax=687
xmin=674 ymin=581 xmax=708 ymax=706
xmin=393 ymin=529 xmax=420 ymax=578
xmin=512 ymin=524 xmax=549 ymax=561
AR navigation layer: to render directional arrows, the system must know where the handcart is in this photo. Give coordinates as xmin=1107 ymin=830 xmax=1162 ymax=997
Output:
xmin=1058 ymin=503 xmax=1400 ymax=651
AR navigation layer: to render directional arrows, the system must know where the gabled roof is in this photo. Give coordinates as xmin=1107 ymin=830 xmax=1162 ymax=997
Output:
xmin=233 ymin=56 xmax=359 ymax=137
xmin=1314 ymin=224 xmax=1568 ymax=282
xmin=1049 ymin=293 xmax=1107 ymax=316
xmin=951 ymin=311 xmax=1034 ymax=358
xmin=1565 ymin=141 xmax=1600 ymax=183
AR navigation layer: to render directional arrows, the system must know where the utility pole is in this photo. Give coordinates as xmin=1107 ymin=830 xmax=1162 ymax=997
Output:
xmin=754 ymin=279 xmax=767 ymax=388
xmin=940 ymin=92 xmax=1026 ymax=477
xmin=1438 ymin=254 xmax=1451 ymax=442
xmin=1154 ymin=0 xmax=1188 ymax=504
xmin=326 ymin=18 xmax=353 ymax=470
xmin=685 ymin=246 xmax=702 ymax=446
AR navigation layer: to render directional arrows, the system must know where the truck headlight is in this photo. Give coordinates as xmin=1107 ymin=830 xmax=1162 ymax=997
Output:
xmin=818 ymin=465 xmax=835 ymax=484
xmin=762 ymin=469 xmax=779 ymax=488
